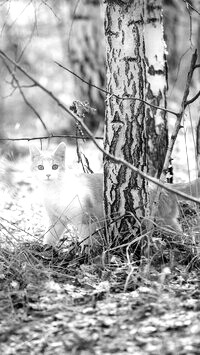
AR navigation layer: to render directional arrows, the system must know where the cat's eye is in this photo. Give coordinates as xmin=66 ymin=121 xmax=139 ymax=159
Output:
xmin=38 ymin=165 xmax=44 ymax=170
xmin=52 ymin=164 xmax=58 ymax=170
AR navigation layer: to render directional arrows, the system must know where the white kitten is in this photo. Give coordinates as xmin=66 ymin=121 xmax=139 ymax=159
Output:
xmin=30 ymin=142 xmax=104 ymax=247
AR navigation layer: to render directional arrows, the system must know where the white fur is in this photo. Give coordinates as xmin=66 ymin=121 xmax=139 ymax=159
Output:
xmin=30 ymin=142 xmax=103 ymax=247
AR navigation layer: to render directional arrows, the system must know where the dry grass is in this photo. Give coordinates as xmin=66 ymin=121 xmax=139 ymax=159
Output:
xmin=1 ymin=200 xmax=200 ymax=297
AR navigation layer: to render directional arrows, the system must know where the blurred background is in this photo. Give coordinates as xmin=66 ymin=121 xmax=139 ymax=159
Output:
xmin=0 ymin=0 xmax=200 ymax=180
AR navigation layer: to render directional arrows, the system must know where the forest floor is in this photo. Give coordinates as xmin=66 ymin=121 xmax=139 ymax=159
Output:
xmin=0 ymin=159 xmax=200 ymax=355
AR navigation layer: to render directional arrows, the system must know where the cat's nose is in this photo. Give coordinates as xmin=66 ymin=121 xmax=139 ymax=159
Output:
xmin=46 ymin=174 xmax=51 ymax=179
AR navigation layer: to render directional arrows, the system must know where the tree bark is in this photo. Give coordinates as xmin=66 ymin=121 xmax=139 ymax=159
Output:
xmin=104 ymin=0 xmax=168 ymax=249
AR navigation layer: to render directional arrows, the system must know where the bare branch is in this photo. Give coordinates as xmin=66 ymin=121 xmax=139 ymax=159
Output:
xmin=181 ymin=50 xmax=198 ymax=109
xmin=67 ymin=0 xmax=81 ymax=55
xmin=17 ymin=20 xmax=37 ymax=63
xmin=3 ymin=59 xmax=50 ymax=134
xmin=162 ymin=49 xmax=197 ymax=175
xmin=6 ymin=0 xmax=32 ymax=29
xmin=186 ymin=89 xmax=200 ymax=106
xmin=184 ymin=0 xmax=194 ymax=47
xmin=55 ymin=60 xmax=178 ymax=117
xmin=0 ymin=49 xmax=200 ymax=205
xmin=183 ymin=0 xmax=200 ymax=16
xmin=149 ymin=49 xmax=199 ymax=223
xmin=0 ymin=135 xmax=103 ymax=142
xmin=41 ymin=0 xmax=61 ymax=20
xmin=55 ymin=61 xmax=108 ymax=95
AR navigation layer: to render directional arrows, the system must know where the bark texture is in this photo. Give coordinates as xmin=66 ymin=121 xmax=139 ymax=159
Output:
xmin=104 ymin=0 xmax=168 ymax=247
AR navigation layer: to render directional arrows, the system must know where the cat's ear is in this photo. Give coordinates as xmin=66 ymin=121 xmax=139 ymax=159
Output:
xmin=53 ymin=142 xmax=66 ymax=159
xmin=29 ymin=144 xmax=41 ymax=160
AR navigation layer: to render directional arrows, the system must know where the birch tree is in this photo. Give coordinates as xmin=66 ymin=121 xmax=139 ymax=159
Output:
xmin=104 ymin=0 xmax=168 ymax=248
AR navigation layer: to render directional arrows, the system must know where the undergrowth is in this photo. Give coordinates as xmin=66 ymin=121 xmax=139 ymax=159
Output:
xmin=0 ymin=203 xmax=200 ymax=292
xmin=0 ymin=200 xmax=200 ymax=323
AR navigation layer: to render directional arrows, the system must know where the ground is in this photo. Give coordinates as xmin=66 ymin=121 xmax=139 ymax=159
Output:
xmin=0 ymin=159 xmax=200 ymax=355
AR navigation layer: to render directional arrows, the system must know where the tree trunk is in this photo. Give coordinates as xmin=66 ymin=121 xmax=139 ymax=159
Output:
xmin=104 ymin=0 xmax=168 ymax=250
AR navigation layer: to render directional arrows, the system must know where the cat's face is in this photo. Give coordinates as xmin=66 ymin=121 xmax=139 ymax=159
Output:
xmin=30 ymin=142 xmax=66 ymax=184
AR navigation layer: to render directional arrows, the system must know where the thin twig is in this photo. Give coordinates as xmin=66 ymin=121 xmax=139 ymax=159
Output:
xmin=184 ymin=0 xmax=194 ymax=48
xmin=3 ymin=59 xmax=50 ymax=134
xmin=1 ymin=50 xmax=200 ymax=205
xmin=150 ymin=50 xmax=199 ymax=226
xmin=67 ymin=0 xmax=81 ymax=55
xmin=183 ymin=0 xmax=200 ymax=16
xmin=186 ymin=89 xmax=200 ymax=106
xmin=55 ymin=61 xmax=178 ymax=117
xmin=162 ymin=49 xmax=198 ymax=176
xmin=0 ymin=134 xmax=103 ymax=142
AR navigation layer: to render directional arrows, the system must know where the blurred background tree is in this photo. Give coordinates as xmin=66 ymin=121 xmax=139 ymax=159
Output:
xmin=68 ymin=0 xmax=105 ymax=131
